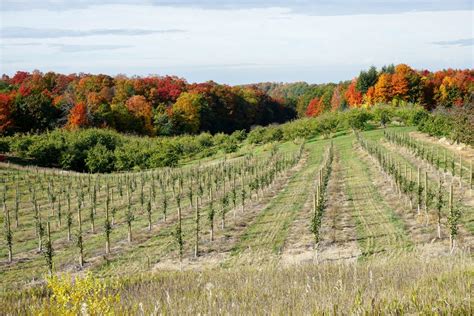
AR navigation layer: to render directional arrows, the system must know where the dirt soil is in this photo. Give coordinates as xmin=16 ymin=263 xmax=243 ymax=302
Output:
xmin=409 ymin=131 xmax=473 ymax=161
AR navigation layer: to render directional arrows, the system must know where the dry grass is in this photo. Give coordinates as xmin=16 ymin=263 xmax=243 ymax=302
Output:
xmin=1 ymin=252 xmax=472 ymax=315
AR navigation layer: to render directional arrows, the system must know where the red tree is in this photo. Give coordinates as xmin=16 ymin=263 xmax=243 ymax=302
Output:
xmin=67 ymin=102 xmax=88 ymax=128
xmin=306 ymin=97 xmax=324 ymax=117
xmin=0 ymin=93 xmax=13 ymax=134
xmin=345 ymin=79 xmax=363 ymax=107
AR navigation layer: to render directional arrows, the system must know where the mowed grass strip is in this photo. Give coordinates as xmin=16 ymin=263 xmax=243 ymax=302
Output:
xmin=227 ymin=139 xmax=328 ymax=265
xmin=337 ymin=134 xmax=411 ymax=258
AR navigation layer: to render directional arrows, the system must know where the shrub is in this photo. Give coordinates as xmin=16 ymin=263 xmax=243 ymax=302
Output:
xmin=418 ymin=106 xmax=473 ymax=145
xmin=26 ymin=135 xmax=65 ymax=166
xmin=114 ymin=141 xmax=151 ymax=171
xmin=148 ymin=142 xmax=180 ymax=168
xmin=85 ymin=143 xmax=115 ymax=173
xmin=37 ymin=273 xmax=119 ymax=315
xmin=247 ymin=126 xmax=266 ymax=144
xmin=345 ymin=109 xmax=373 ymax=130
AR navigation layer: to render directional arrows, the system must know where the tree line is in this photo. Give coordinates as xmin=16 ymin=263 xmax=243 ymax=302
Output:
xmin=0 ymin=72 xmax=295 ymax=136
xmin=253 ymin=64 xmax=473 ymax=118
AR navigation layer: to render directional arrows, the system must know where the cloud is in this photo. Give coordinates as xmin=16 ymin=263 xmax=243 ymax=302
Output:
xmin=48 ymin=44 xmax=133 ymax=52
xmin=431 ymin=38 xmax=474 ymax=47
xmin=2 ymin=27 xmax=185 ymax=39
xmin=2 ymin=0 xmax=472 ymax=15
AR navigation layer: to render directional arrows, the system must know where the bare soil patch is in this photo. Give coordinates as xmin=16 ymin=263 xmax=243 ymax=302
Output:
xmin=409 ymin=131 xmax=473 ymax=160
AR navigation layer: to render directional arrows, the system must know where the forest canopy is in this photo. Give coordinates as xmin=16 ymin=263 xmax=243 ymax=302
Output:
xmin=0 ymin=64 xmax=472 ymax=137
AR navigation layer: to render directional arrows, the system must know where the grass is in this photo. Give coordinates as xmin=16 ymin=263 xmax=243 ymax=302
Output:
xmin=1 ymin=252 xmax=472 ymax=315
xmin=0 ymin=127 xmax=472 ymax=314
xmin=365 ymin=128 xmax=474 ymax=235
xmin=226 ymin=138 xmax=328 ymax=265
xmin=336 ymin=134 xmax=411 ymax=258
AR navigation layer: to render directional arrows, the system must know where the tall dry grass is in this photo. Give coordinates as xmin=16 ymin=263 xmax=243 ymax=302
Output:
xmin=2 ymin=251 xmax=472 ymax=315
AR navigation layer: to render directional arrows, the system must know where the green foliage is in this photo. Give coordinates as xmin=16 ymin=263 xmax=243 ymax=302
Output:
xmin=417 ymin=106 xmax=473 ymax=145
xmin=0 ymin=105 xmax=448 ymax=173
xmin=357 ymin=66 xmax=378 ymax=94
xmin=85 ymin=143 xmax=115 ymax=173
xmin=345 ymin=109 xmax=373 ymax=130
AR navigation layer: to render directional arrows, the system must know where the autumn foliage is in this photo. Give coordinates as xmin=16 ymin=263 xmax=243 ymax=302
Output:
xmin=0 ymin=65 xmax=472 ymax=135
xmin=0 ymin=93 xmax=13 ymax=133
xmin=305 ymin=97 xmax=324 ymax=117
xmin=345 ymin=80 xmax=363 ymax=108
xmin=67 ymin=103 xmax=88 ymax=129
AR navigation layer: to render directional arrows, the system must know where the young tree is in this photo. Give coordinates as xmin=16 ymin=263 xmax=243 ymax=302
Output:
xmin=125 ymin=205 xmax=134 ymax=243
xmin=448 ymin=184 xmax=461 ymax=252
xmin=435 ymin=178 xmax=444 ymax=239
xmin=4 ymin=203 xmax=13 ymax=263
xmin=174 ymin=194 xmax=184 ymax=264
xmin=76 ymin=204 xmax=84 ymax=268
xmin=146 ymin=199 xmax=152 ymax=231
xmin=104 ymin=185 xmax=112 ymax=255
xmin=43 ymin=221 xmax=54 ymax=276
xmin=194 ymin=196 xmax=200 ymax=258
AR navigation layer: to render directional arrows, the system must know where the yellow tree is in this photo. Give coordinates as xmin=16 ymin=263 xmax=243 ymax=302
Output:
xmin=363 ymin=86 xmax=376 ymax=106
xmin=171 ymin=92 xmax=206 ymax=134
xmin=374 ymin=73 xmax=393 ymax=103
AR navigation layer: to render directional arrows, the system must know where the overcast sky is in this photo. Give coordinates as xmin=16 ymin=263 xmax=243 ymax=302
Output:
xmin=1 ymin=1 xmax=473 ymax=84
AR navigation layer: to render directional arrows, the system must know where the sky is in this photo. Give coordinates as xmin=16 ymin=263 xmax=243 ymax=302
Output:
xmin=1 ymin=0 xmax=473 ymax=84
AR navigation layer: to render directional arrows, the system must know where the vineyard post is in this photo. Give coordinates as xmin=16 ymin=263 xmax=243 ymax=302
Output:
xmin=459 ymin=155 xmax=462 ymax=188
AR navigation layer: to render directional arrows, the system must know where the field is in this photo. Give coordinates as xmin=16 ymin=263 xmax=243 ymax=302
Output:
xmin=1 ymin=127 xmax=473 ymax=314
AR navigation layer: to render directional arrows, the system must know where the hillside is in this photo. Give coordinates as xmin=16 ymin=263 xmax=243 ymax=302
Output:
xmin=1 ymin=124 xmax=473 ymax=314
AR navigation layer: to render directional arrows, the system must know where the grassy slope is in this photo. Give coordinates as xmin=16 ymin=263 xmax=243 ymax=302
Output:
xmin=367 ymin=127 xmax=474 ymax=234
xmin=336 ymin=133 xmax=412 ymax=257
xmin=1 ymin=127 xmax=473 ymax=315
xmin=226 ymin=138 xmax=328 ymax=266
